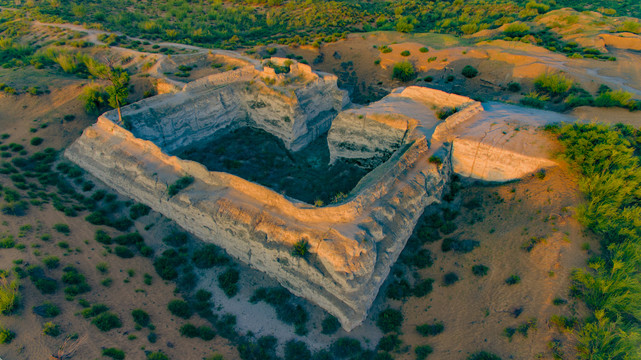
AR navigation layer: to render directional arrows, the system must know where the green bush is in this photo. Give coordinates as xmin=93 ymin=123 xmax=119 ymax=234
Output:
xmin=392 ymin=61 xmax=416 ymax=82
xmin=132 ymin=309 xmax=150 ymax=327
xmin=291 ymin=239 xmax=310 ymax=258
xmin=0 ymin=327 xmax=15 ymax=344
xmin=0 ymin=277 xmax=19 ymax=315
xmin=467 ymin=351 xmax=502 ymax=360
xmin=147 ymin=351 xmax=170 ymax=360
xmin=53 ymin=223 xmax=70 ymax=235
xmin=472 ymin=264 xmax=489 ymax=276
xmin=505 ymin=274 xmax=521 ymax=285
xmin=284 ymin=340 xmax=311 ymax=360
xmin=102 ymin=347 xmax=126 ymax=360
xmin=129 ymin=203 xmax=151 ymax=219
xmin=162 ymin=231 xmax=188 ymax=247
xmin=321 ymin=315 xmax=341 ymax=335
xmin=461 ymin=65 xmax=478 ymax=78
xmin=114 ymin=246 xmax=134 ymax=258
xmin=331 ymin=337 xmax=362 ymax=358
xmin=91 ymin=311 xmax=122 ymax=331
xmin=519 ymin=92 xmax=548 ymax=109
xmin=412 ymin=278 xmax=434 ymax=297
xmin=503 ymin=22 xmax=530 ymax=37
xmin=42 ymin=256 xmax=60 ymax=269
xmin=507 ymin=82 xmax=521 ymax=92
xmin=167 ymin=299 xmax=192 ymax=319
xmin=377 ymin=334 xmax=401 ymax=352
xmin=417 ymin=321 xmax=444 ymax=336
xmin=443 ymin=272 xmax=459 ymax=286
xmin=419 ymin=47 xmax=429 ymax=53
xmin=168 ymin=175 xmax=194 ymax=196
xmin=30 ymin=137 xmax=43 ymax=146
xmin=594 ymin=90 xmax=634 ymax=108
xmin=415 ymin=345 xmax=433 ymax=360
xmin=534 ymin=73 xmax=573 ymax=96
xmin=179 ymin=323 xmax=199 ymax=338
xmin=33 ymin=301 xmax=60 ymax=317
xmin=42 ymin=322 xmax=60 ymax=336
xmin=95 ymin=229 xmax=112 ymax=244
xmin=400 ymin=50 xmax=410 ymax=57
xmin=376 ymin=308 xmax=403 ymax=333
xmin=192 ymin=244 xmax=228 ymax=268
xmin=218 ymin=268 xmax=239 ymax=297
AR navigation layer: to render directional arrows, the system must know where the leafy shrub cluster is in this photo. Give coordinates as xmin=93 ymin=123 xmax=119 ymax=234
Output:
xmin=551 ymin=123 xmax=641 ymax=358
xmin=61 ymin=265 xmax=91 ymax=300
xmin=392 ymin=61 xmax=416 ymax=82
xmin=522 ymin=74 xmax=640 ymax=111
xmin=168 ymin=175 xmax=194 ymax=196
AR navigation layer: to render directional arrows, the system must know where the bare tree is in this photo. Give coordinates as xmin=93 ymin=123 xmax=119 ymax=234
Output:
xmin=50 ymin=334 xmax=87 ymax=360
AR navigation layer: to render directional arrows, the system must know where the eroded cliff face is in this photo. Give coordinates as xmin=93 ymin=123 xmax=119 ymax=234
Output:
xmin=109 ymin=59 xmax=348 ymax=153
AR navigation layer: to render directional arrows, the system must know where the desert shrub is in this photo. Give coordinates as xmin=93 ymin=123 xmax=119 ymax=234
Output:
xmin=534 ymin=73 xmax=573 ymax=96
xmin=179 ymin=323 xmax=199 ymax=338
xmin=102 ymin=347 xmax=126 ymax=360
xmin=467 ymin=352 xmax=502 ymax=360
xmin=412 ymin=278 xmax=434 ymax=297
xmin=81 ymin=304 xmax=109 ymax=318
xmin=92 ymin=312 xmax=122 ymax=331
xmin=168 ymin=299 xmax=191 ymax=319
xmin=198 ymin=325 xmax=216 ymax=340
xmin=552 ymin=297 xmax=567 ymax=306
xmin=53 ymin=223 xmax=70 ymax=235
xmin=507 ymin=82 xmax=521 ymax=92
xmin=0 ymin=235 xmax=15 ymax=249
xmin=392 ymin=61 xmax=416 ymax=82
xmin=424 ymin=76 xmax=433 ymax=82
xmin=114 ymin=246 xmax=134 ymax=258
xmin=428 ymin=155 xmax=442 ymax=166
xmin=291 ymin=239 xmax=310 ymax=258
xmin=192 ymin=244 xmax=228 ymax=268
xmin=331 ymin=337 xmax=362 ymax=359
xmin=400 ymin=50 xmax=410 ymax=56
xmin=0 ymin=327 xmax=15 ymax=344
xmin=321 ymin=315 xmax=341 ymax=335
xmin=132 ymin=309 xmax=150 ymax=327
xmin=417 ymin=321 xmax=445 ymax=336
xmin=503 ymin=22 xmax=530 ymax=37
xmin=519 ymin=92 xmax=548 ymax=108
xmin=42 ymin=256 xmax=60 ymax=269
xmin=436 ymin=107 xmax=457 ymax=120
xmin=0 ymin=276 xmax=19 ymax=314
xmin=521 ymin=236 xmax=545 ymax=252
xmin=30 ymin=137 xmax=43 ymax=146
xmin=415 ymin=345 xmax=433 ymax=360
xmin=27 ymin=266 xmax=58 ymax=294
xmin=550 ymin=314 xmax=577 ymax=332
xmin=147 ymin=351 xmax=169 ymax=360
xmin=443 ymin=272 xmax=459 ymax=286
xmin=472 ymin=264 xmax=489 ymax=276
xmin=168 ymin=175 xmax=194 ymax=196
xmin=154 ymin=249 xmax=185 ymax=280
xmin=113 ymin=232 xmax=143 ymax=246
xmin=505 ymin=274 xmax=521 ymax=285
xmin=594 ymin=90 xmax=635 ymax=109
xmin=96 ymin=262 xmax=109 ymax=274
xmin=218 ymin=268 xmax=239 ymax=297
xmin=386 ymin=278 xmax=411 ymax=300
xmin=376 ymin=308 xmax=403 ymax=333
xmin=461 ymin=65 xmax=478 ymax=78
xmin=419 ymin=47 xmax=429 ymax=53
xmin=377 ymin=334 xmax=401 ymax=352
xmin=95 ymin=229 xmax=112 ymax=244
xmin=42 ymin=322 xmax=60 ymax=336
xmin=129 ymin=203 xmax=150 ymax=219
xmin=33 ymin=301 xmax=60 ymax=318
xmin=162 ymin=231 xmax=188 ymax=247
xmin=284 ymin=340 xmax=311 ymax=360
